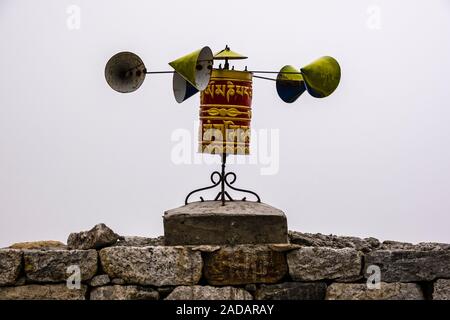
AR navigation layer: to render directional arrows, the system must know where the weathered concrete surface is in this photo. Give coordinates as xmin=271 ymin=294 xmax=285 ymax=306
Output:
xmin=0 ymin=249 xmax=22 ymax=286
xmin=0 ymin=284 xmax=87 ymax=300
xmin=90 ymin=285 xmax=159 ymax=300
xmin=432 ymin=279 xmax=450 ymax=300
xmin=204 ymin=245 xmax=287 ymax=285
xmin=67 ymin=223 xmax=119 ymax=250
xmin=255 ymin=282 xmax=327 ymax=300
xmin=326 ymin=283 xmax=424 ymax=300
xmin=364 ymin=250 xmax=450 ymax=282
xmin=287 ymin=247 xmax=362 ymax=281
xmin=24 ymin=250 xmax=97 ymax=283
xmin=165 ymin=286 xmax=252 ymax=300
xmin=164 ymin=201 xmax=288 ymax=245
xmin=99 ymin=246 xmax=202 ymax=286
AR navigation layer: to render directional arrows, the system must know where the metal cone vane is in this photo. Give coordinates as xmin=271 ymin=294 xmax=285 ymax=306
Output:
xmin=276 ymin=65 xmax=306 ymax=103
xmin=172 ymin=71 xmax=199 ymax=103
xmin=300 ymin=56 xmax=341 ymax=98
xmin=105 ymin=52 xmax=146 ymax=93
xmin=168 ymin=46 xmax=213 ymax=91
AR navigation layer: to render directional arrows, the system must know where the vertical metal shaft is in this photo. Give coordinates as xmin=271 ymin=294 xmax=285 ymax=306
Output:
xmin=221 ymin=153 xmax=226 ymax=206
xmin=224 ymin=58 xmax=229 ymax=70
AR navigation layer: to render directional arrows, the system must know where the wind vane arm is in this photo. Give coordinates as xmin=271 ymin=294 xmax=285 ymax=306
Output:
xmin=145 ymin=71 xmax=174 ymax=74
xmin=252 ymin=75 xmax=277 ymax=81
xmin=249 ymin=56 xmax=341 ymax=102
xmin=104 ymin=46 xmax=341 ymax=102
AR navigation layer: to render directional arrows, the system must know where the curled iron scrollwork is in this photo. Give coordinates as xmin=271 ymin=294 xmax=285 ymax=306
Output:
xmin=185 ymin=154 xmax=261 ymax=206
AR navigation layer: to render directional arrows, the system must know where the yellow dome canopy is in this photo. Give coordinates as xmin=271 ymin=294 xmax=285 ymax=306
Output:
xmin=213 ymin=45 xmax=248 ymax=60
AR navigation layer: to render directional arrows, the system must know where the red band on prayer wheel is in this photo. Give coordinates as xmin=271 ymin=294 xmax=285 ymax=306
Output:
xmin=199 ymin=69 xmax=253 ymax=155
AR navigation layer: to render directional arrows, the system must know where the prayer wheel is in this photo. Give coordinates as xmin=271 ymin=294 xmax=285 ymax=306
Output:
xmin=198 ymin=69 xmax=253 ymax=155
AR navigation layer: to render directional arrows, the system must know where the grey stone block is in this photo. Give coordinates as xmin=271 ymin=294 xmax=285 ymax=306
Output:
xmin=164 ymin=201 xmax=288 ymax=245
xmin=255 ymin=282 xmax=327 ymax=300
xmin=0 ymin=249 xmax=22 ymax=286
xmin=287 ymin=247 xmax=362 ymax=282
xmin=364 ymin=250 xmax=450 ymax=282
xmin=67 ymin=223 xmax=119 ymax=250
xmin=433 ymin=279 xmax=450 ymax=300
xmin=0 ymin=284 xmax=87 ymax=300
xmin=165 ymin=286 xmax=252 ymax=300
xmin=23 ymin=250 xmax=97 ymax=283
xmin=89 ymin=274 xmax=111 ymax=287
xmin=90 ymin=285 xmax=159 ymax=300
xmin=326 ymin=283 xmax=424 ymax=300
xmin=99 ymin=246 xmax=203 ymax=286
xmin=203 ymin=245 xmax=287 ymax=285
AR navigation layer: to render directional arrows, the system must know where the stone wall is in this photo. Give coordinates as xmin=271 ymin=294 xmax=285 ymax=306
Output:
xmin=1 ymin=224 xmax=449 ymax=300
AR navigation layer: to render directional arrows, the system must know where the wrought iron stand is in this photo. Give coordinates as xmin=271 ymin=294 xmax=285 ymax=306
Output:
xmin=185 ymin=153 xmax=261 ymax=206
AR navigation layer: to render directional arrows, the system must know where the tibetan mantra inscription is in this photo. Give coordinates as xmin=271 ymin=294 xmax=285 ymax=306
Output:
xmin=199 ymin=69 xmax=252 ymax=155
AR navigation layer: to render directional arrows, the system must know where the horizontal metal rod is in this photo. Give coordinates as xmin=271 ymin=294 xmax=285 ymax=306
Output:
xmin=145 ymin=71 xmax=174 ymax=74
xmin=253 ymin=75 xmax=276 ymax=81
xmin=144 ymin=70 xmax=301 ymax=75
xmin=250 ymin=70 xmax=302 ymax=74
xmin=143 ymin=70 xmax=301 ymax=77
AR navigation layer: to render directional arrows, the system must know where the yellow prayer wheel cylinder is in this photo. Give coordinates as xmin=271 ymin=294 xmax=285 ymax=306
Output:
xmin=199 ymin=69 xmax=253 ymax=155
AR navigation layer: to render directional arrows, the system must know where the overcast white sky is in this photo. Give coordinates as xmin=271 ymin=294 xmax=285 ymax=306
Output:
xmin=1 ymin=0 xmax=450 ymax=247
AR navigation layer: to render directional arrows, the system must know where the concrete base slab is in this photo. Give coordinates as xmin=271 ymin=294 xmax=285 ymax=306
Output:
xmin=163 ymin=201 xmax=288 ymax=245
